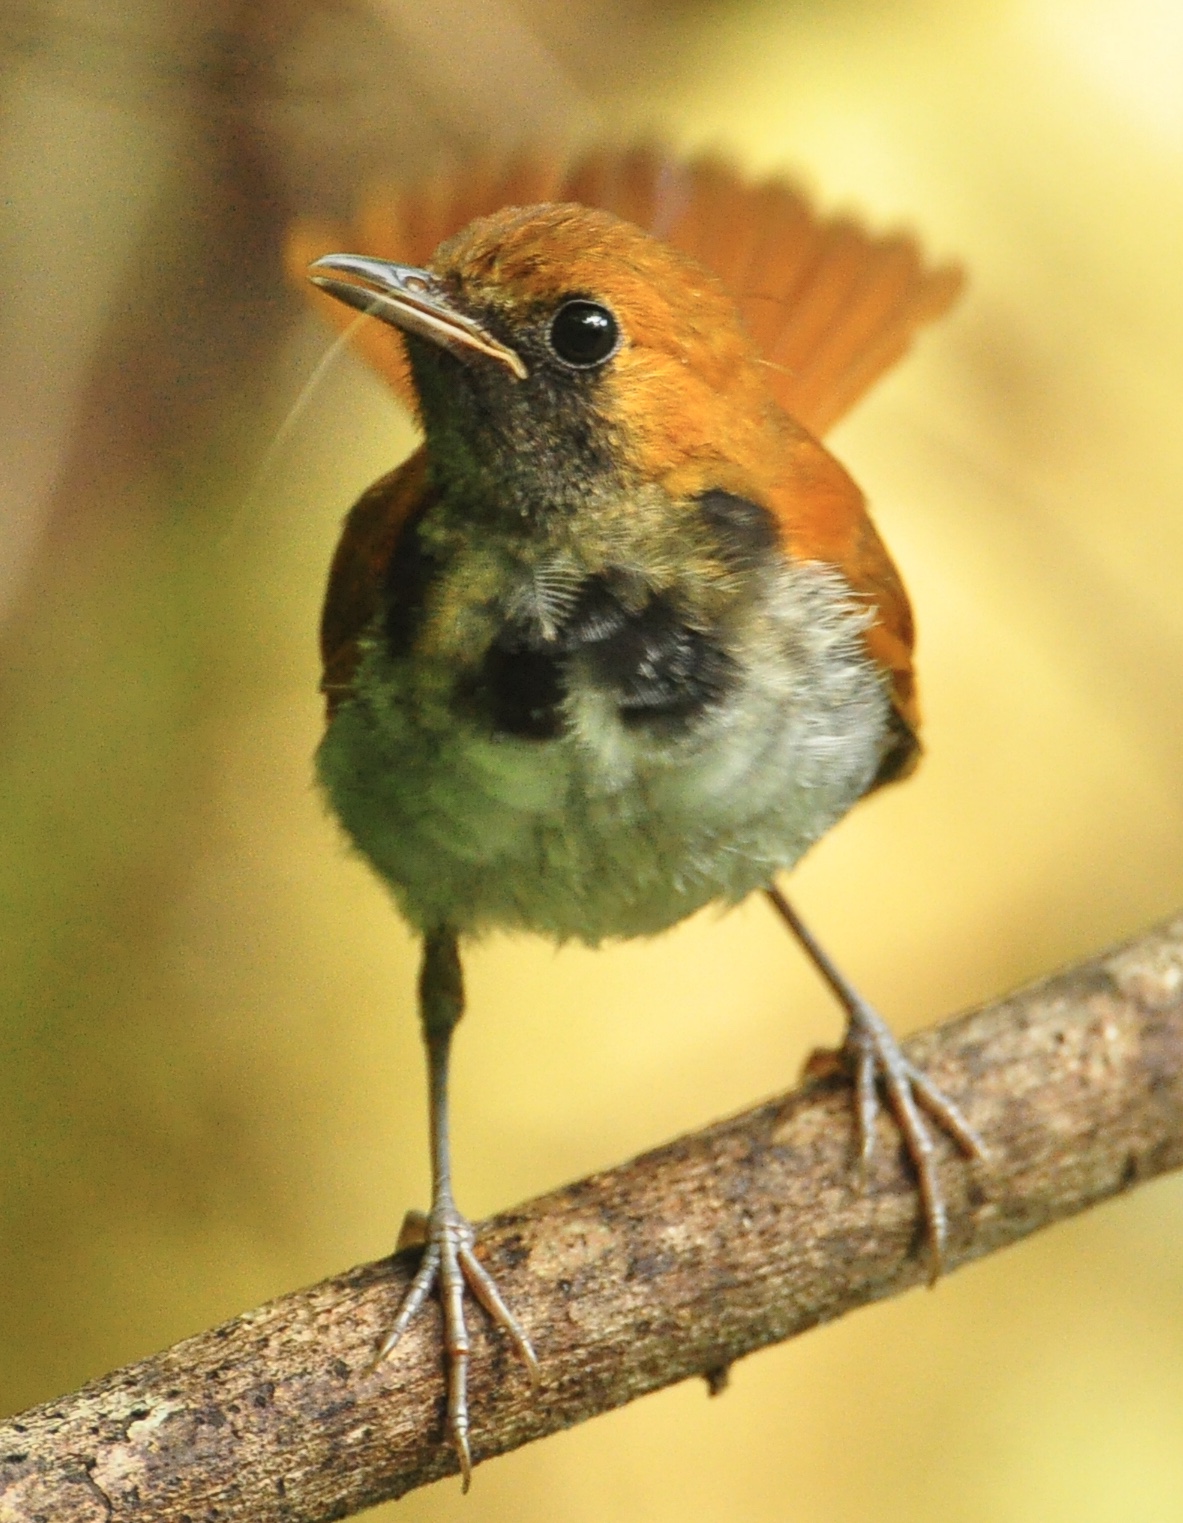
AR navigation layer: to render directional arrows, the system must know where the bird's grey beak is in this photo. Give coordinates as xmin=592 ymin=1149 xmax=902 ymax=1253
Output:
xmin=308 ymin=254 xmax=527 ymax=381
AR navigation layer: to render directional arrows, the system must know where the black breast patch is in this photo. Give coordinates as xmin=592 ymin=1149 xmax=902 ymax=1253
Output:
xmin=475 ymin=574 xmax=736 ymax=741
xmin=478 ymin=624 xmax=566 ymax=739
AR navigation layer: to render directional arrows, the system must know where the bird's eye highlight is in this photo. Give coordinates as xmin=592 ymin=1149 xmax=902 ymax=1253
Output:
xmin=548 ymin=300 xmax=619 ymax=369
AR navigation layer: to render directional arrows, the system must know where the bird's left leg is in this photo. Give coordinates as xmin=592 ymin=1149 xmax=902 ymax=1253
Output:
xmin=376 ymin=927 xmax=538 ymax=1488
xmin=765 ymin=885 xmax=984 ymax=1278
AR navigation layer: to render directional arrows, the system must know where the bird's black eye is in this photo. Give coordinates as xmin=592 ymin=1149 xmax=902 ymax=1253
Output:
xmin=548 ymin=300 xmax=619 ymax=369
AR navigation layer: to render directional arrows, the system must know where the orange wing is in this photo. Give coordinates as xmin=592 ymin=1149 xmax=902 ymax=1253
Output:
xmin=319 ymin=447 xmax=435 ymax=716
xmin=768 ymin=427 xmax=919 ymax=753
xmin=286 ymin=144 xmax=962 ymax=438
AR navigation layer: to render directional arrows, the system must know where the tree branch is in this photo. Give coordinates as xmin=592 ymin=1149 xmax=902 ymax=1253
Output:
xmin=3 ymin=914 xmax=1183 ymax=1522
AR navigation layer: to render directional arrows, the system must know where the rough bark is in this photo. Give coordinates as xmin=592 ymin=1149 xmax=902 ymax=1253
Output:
xmin=3 ymin=913 xmax=1182 ymax=1522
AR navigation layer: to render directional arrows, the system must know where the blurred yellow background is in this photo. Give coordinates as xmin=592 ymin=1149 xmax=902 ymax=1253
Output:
xmin=2 ymin=0 xmax=1182 ymax=1518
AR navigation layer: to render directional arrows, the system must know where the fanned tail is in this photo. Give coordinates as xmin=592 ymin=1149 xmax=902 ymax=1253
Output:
xmin=285 ymin=144 xmax=962 ymax=438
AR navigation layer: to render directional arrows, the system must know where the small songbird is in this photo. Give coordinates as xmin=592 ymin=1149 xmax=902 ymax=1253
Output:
xmin=293 ymin=148 xmax=982 ymax=1485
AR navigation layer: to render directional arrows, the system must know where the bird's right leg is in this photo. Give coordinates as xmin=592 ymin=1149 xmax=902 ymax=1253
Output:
xmin=765 ymin=886 xmax=984 ymax=1278
xmin=376 ymin=927 xmax=538 ymax=1488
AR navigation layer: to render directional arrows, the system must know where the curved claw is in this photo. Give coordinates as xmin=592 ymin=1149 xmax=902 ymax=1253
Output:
xmin=373 ymin=1205 xmax=538 ymax=1489
xmin=458 ymin=1243 xmax=541 ymax=1387
xmin=373 ymin=1241 xmax=441 ymax=1365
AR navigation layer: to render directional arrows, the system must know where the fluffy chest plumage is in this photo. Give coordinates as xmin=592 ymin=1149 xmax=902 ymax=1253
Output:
xmin=316 ymin=488 xmax=892 ymax=943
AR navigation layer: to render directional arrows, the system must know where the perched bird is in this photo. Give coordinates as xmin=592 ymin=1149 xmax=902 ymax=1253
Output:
xmin=291 ymin=147 xmax=981 ymax=1485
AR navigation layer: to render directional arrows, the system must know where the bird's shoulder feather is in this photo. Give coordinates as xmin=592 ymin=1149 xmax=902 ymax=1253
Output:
xmin=320 ymin=446 xmax=435 ymax=717
xmin=765 ymin=424 xmax=919 ymax=766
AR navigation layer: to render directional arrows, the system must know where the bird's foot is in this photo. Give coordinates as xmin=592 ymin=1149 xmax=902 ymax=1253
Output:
xmin=834 ymin=996 xmax=985 ymax=1280
xmin=376 ymin=1201 xmax=539 ymax=1489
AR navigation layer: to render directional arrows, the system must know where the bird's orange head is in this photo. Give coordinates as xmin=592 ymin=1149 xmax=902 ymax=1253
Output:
xmin=311 ymin=203 xmax=784 ymax=515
